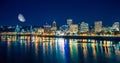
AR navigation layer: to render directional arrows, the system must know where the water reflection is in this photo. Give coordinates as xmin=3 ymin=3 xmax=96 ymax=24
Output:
xmin=69 ymin=39 xmax=78 ymax=62
xmin=0 ymin=36 xmax=120 ymax=63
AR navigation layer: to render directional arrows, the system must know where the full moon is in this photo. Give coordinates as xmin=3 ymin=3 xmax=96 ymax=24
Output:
xmin=18 ymin=13 xmax=26 ymax=22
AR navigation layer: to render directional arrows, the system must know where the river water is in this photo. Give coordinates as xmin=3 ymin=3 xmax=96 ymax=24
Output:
xmin=0 ymin=36 xmax=120 ymax=63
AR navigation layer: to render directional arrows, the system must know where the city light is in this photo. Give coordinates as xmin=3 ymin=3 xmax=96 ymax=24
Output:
xmin=0 ymin=20 xmax=120 ymax=37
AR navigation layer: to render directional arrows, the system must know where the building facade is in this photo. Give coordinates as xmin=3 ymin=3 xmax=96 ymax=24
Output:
xmin=95 ymin=21 xmax=102 ymax=32
xmin=67 ymin=19 xmax=72 ymax=26
xmin=69 ymin=24 xmax=78 ymax=34
xmin=51 ymin=21 xmax=57 ymax=31
xmin=44 ymin=24 xmax=51 ymax=33
xmin=112 ymin=22 xmax=119 ymax=31
xmin=80 ymin=22 xmax=89 ymax=33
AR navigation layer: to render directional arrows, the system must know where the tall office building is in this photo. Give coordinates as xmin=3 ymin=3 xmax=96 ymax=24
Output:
xmin=52 ymin=21 xmax=56 ymax=27
xmin=112 ymin=22 xmax=119 ymax=31
xmin=15 ymin=25 xmax=20 ymax=32
xmin=95 ymin=21 xmax=102 ymax=32
xmin=69 ymin=24 xmax=78 ymax=33
xmin=30 ymin=26 xmax=33 ymax=32
xmin=67 ymin=19 xmax=72 ymax=25
xmin=80 ymin=22 xmax=89 ymax=32
xmin=51 ymin=21 xmax=57 ymax=31
xmin=44 ymin=23 xmax=51 ymax=33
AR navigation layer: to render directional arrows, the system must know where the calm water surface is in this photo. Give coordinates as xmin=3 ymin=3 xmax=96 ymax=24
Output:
xmin=0 ymin=36 xmax=120 ymax=63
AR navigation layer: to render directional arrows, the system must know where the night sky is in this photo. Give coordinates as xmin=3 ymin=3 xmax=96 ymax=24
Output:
xmin=0 ymin=0 xmax=120 ymax=27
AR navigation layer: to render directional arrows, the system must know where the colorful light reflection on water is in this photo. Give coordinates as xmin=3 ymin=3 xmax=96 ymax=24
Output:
xmin=0 ymin=35 xmax=120 ymax=63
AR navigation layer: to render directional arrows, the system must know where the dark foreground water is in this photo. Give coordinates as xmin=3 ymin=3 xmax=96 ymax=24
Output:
xmin=0 ymin=36 xmax=120 ymax=63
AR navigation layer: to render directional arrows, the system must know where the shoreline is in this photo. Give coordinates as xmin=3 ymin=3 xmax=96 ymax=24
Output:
xmin=1 ymin=34 xmax=120 ymax=41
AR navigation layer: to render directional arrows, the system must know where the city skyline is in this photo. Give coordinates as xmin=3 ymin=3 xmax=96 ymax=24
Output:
xmin=1 ymin=21 xmax=120 ymax=34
